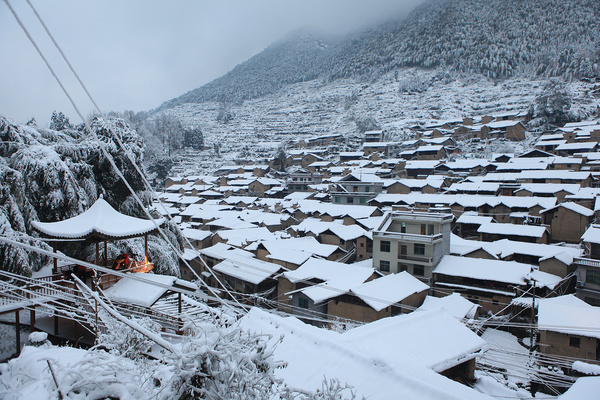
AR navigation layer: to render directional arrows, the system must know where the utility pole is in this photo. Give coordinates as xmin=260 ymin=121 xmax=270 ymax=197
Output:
xmin=530 ymin=279 xmax=536 ymax=354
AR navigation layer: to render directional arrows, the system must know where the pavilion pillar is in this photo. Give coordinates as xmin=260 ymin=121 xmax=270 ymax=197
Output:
xmin=15 ymin=311 xmax=20 ymax=355
xmin=144 ymin=235 xmax=148 ymax=263
xmin=104 ymin=241 xmax=108 ymax=267
xmin=178 ymin=292 xmax=182 ymax=314
xmin=95 ymin=242 xmax=99 ymax=266
xmin=178 ymin=292 xmax=183 ymax=335
xmin=30 ymin=308 xmax=35 ymax=332
xmin=54 ymin=314 xmax=59 ymax=335
xmin=52 ymin=242 xmax=58 ymax=275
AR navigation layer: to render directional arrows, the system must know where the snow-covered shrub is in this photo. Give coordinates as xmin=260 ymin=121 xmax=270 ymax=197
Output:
xmin=97 ymin=316 xmax=161 ymax=360
xmin=166 ymin=314 xmax=282 ymax=399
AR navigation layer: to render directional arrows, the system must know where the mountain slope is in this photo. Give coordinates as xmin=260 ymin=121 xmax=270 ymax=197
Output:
xmin=159 ymin=29 xmax=335 ymax=109
xmin=323 ymin=0 xmax=600 ymax=80
xmin=160 ymin=0 xmax=600 ymax=110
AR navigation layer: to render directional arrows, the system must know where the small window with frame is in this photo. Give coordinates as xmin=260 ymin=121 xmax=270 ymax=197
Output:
xmin=569 ymin=337 xmax=581 ymax=348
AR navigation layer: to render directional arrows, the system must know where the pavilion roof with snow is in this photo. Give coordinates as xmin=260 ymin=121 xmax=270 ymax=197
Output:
xmin=31 ymin=197 xmax=165 ymax=240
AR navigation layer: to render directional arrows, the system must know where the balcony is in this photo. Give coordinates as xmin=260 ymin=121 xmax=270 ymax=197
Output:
xmin=375 ymin=231 xmax=443 ymax=244
xmin=398 ymin=254 xmax=433 ymax=264
xmin=575 ymin=257 xmax=600 ymax=268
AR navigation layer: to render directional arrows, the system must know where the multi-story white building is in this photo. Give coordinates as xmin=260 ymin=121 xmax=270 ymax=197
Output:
xmin=372 ymin=211 xmax=452 ymax=283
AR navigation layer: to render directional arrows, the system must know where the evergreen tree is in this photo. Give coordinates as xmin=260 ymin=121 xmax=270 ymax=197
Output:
xmin=49 ymin=111 xmax=73 ymax=131
xmin=183 ymin=126 xmax=204 ymax=150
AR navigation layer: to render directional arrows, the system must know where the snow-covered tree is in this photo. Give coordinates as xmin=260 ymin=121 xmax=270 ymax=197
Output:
xmin=183 ymin=126 xmax=204 ymax=150
xmin=49 ymin=111 xmax=72 ymax=131
xmin=0 ymin=116 xmax=183 ymax=276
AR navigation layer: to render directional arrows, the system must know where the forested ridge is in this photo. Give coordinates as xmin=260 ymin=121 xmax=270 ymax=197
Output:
xmin=160 ymin=0 xmax=600 ymax=109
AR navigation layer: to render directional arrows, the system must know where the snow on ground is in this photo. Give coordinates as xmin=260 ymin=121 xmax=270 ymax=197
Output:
xmin=0 ymin=345 xmax=149 ymax=400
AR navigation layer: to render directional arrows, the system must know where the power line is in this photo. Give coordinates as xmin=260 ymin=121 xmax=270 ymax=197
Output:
xmin=3 ymin=0 xmax=245 ymax=312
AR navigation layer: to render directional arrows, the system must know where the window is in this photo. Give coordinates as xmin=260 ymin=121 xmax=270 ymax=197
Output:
xmin=421 ymin=224 xmax=426 ymax=235
xmin=380 ymin=240 xmax=391 ymax=252
xmin=414 ymin=243 xmax=425 ymax=255
xmin=413 ymin=264 xmax=424 ymax=276
xmin=335 ymin=197 xmax=341 ymax=203
xmin=399 ymin=245 xmax=407 ymax=258
xmin=379 ymin=260 xmax=390 ymax=272
xmin=299 ymin=297 xmax=309 ymax=309
xmin=401 ymin=222 xmax=406 ymax=233
xmin=347 ymin=197 xmax=354 ymax=204
xmin=586 ymin=270 xmax=600 ymax=285
xmin=569 ymin=337 xmax=581 ymax=348
xmin=365 ymin=186 xmax=370 ymax=193
xmin=359 ymin=198 xmax=366 ymax=204
xmin=398 ymin=263 xmax=408 ymax=272
xmin=428 ymin=224 xmax=434 ymax=235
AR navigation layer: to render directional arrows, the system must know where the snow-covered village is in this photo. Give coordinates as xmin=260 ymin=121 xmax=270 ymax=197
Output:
xmin=2 ymin=0 xmax=600 ymax=399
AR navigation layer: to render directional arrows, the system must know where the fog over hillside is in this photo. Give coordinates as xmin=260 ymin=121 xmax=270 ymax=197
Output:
xmin=160 ymin=0 xmax=600 ymax=110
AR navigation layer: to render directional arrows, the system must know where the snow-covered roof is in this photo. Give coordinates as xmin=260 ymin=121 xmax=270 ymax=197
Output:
xmin=495 ymin=158 xmax=549 ymax=171
xmin=537 ymin=133 xmax=564 ymax=141
xmin=181 ymin=228 xmax=212 ymax=242
xmin=31 ymin=197 xmax=165 ymax=240
xmin=434 ymin=255 xmax=532 ymax=286
xmin=455 ymin=213 xmax=493 ymax=225
xmin=528 ymin=269 xmax=563 ymax=290
xmin=103 ymin=273 xmax=178 ymax=307
xmin=214 ymin=226 xmax=277 ymax=247
xmin=323 ymin=224 xmax=368 ymax=241
xmin=559 ymin=376 xmax=600 ymax=400
xmin=205 ymin=217 xmax=256 ymax=230
xmin=483 ymin=170 xmax=591 ymax=182
xmin=239 ymin=308 xmax=492 ymax=400
xmin=247 ymin=236 xmax=340 ymax=261
xmin=213 ymin=257 xmax=282 ymax=285
xmin=582 ymin=224 xmax=600 ymax=244
xmin=447 ymin=182 xmax=499 ymax=193
xmin=516 ymin=183 xmax=580 ymax=195
xmin=342 ymin=309 xmax=487 ymax=373
xmin=540 ymin=201 xmax=594 ymax=217
xmin=369 ymin=193 xmax=556 ymax=210
xmin=485 ymin=120 xmax=522 ymax=129
xmin=284 ymin=257 xmax=374 ymax=285
xmin=405 ymin=160 xmax=441 ymax=169
xmin=450 ymin=233 xmax=496 ymax=258
xmin=198 ymin=242 xmax=255 ymax=261
xmin=350 ymin=272 xmax=428 ymax=312
xmin=221 ymin=195 xmax=258 ymax=205
xmin=415 ymin=145 xmax=444 ymax=152
xmin=442 ymin=159 xmax=490 ymax=170
xmin=477 ymin=222 xmax=547 ymax=238
xmin=555 ymin=142 xmax=597 ymax=151
xmin=482 ymin=239 xmax=581 ymax=265
xmin=537 ymin=295 xmax=600 ymax=339
xmin=418 ymin=293 xmax=479 ymax=320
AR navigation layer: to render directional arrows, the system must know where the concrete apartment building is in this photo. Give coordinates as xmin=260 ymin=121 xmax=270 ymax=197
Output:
xmin=372 ymin=211 xmax=453 ymax=283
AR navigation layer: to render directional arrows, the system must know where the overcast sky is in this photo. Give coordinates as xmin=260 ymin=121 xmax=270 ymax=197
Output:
xmin=1 ymin=0 xmax=423 ymax=126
